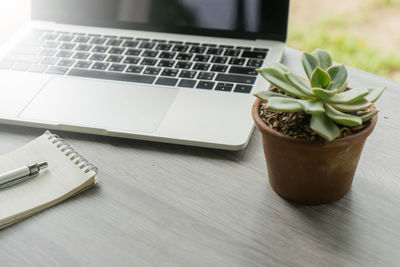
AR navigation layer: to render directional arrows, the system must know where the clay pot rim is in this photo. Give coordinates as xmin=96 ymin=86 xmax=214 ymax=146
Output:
xmin=252 ymin=98 xmax=378 ymax=146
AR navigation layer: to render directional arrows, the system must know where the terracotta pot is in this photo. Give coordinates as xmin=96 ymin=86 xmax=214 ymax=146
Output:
xmin=252 ymin=98 xmax=378 ymax=204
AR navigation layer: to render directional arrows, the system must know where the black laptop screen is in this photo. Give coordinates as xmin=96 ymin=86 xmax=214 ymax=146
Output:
xmin=31 ymin=0 xmax=289 ymax=41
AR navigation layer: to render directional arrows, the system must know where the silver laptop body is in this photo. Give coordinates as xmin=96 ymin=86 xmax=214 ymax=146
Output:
xmin=0 ymin=0 xmax=289 ymax=150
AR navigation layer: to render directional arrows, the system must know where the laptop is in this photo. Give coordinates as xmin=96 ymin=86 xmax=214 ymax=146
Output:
xmin=0 ymin=0 xmax=289 ymax=150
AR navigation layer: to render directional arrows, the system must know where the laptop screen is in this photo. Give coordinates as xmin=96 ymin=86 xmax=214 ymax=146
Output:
xmin=32 ymin=0 xmax=289 ymax=41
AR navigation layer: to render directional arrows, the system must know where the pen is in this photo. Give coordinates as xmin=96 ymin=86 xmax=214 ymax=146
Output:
xmin=0 ymin=162 xmax=48 ymax=190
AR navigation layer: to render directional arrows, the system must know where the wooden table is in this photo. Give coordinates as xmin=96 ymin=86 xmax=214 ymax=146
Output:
xmin=0 ymin=47 xmax=399 ymax=267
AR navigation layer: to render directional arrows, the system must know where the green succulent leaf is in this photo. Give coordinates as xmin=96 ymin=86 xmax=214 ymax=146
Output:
xmin=325 ymin=104 xmax=362 ymax=127
xmin=327 ymin=65 xmax=347 ymax=91
xmin=267 ymin=97 xmax=304 ymax=112
xmin=268 ymin=62 xmax=290 ymax=73
xmin=310 ymin=113 xmax=340 ymax=141
xmin=358 ymin=110 xmax=378 ymax=122
xmin=302 ymin=52 xmax=320 ymax=80
xmin=326 ymin=88 xmax=369 ymax=104
xmin=312 ymin=49 xmax=333 ymax=70
xmin=311 ymin=67 xmax=331 ymax=88
xmin=253 ymin=90 xmax=289 ymax=102
xmin=325 ymin=81 xmax=336 ymax=91
xmin=299 ymin=100 xmax=325 ymax=114
xmin=363 ymin=87 xmax=386 ymax=103
xmin=330 ymin=99 xmax=372 ymax=112
xmin=257 ymin=67 xmax=311 ymax=98
xmin=312 ymin=88 xmax=338 ymax=99
xmin=285 ymin=72 xmax=315 ymax=97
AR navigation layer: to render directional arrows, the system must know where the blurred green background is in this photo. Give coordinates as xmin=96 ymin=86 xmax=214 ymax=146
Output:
xmin=288 ymin=0 xmax=400 ymax=81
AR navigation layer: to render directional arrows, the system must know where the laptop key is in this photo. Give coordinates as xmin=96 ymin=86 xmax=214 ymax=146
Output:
xmin=224 ymin=49 xmax=241 ymax=57
xmin=176 ymin=53 xmax=193 ymax=61
xmin=169 ymin=40 xmax=183 ymax=44
xmin=189 ymin=46 xmax=206 ymax=54
xmin=46 ymin=66 xmax=68 ymax=75
xmin=193 ymin=63 xmax=210 ymax=71
xmin=74 ymin=60 xmax=92 ymax=69
xmin=58 ymin=59 xmax=76 ymax=67
xmin=211 ymin=65 xmax=228 ymax=73
xmin=109 ymin=64 xmax=126 ymax=72
xmin=197 ymin=72 xmax=215 ymax=80
xmin=197 ymin=81 xmax=215 ymax=90
xmin=106 ymin=39 xmax=123 ymax=46
xmin=137 ymin=38 xmax=150 ymax=41
xmin=193 ymin=55 xmax=210 ymax=62
xmin=42 ymin=33 xmax=59 ymax=41
xmin=215 ymin=73 xmax=256 ymax=84
xmin=0 ymin=60 xmax=14 ymax=69
xmin=75 ymin=36 xmax=91 ymax=43
xmin=159 ymin=52 xmax=176 ymax=59
xmin=219 ymin=45 xmax=234 ymax=48
xmin=175 ymin=61 xmax=192 ymax=69
xmin=253 ymin=48 xmax=269 ymax=52
xmin=43 ymin=41 xmax=59 ymax=49
xmin=124 ymin=57 xmax=140 ymax=64
xmin=89 ymin=54 xmax=107 ymax=61
xmin=123 ymin=41 xmax=139 ymax=48
xmin=11 ymin=63 xmax=31 ymax=71
xmin=211 ymin=56 xmax=228 ymax=64
xmin=234 ymin=84 xmax=253 ymax=93
xmin=126 ymin=65 xmax=144 ymax=74
xmin=92 ymin=62 xmax=109 ymax=70
xmin=215 ymin=83 xmax=234 ymax=92
xmin=73 ymin=52 xmax=90 ymax=60
xmin=179 ymin=70 xmax=197 ymax=78
xmin=206 ymin=48 xmax=223 ymax=55
xmin=41 ymin=57 xmax=59 ymax=65
xmin=247 ymin=59 xmax=264 ymax=68
xmin=143 ymin=67 xmax=161 ymax=75
xmin=229 ymin=66 xmax=258 ymax=76
xmin=75 ymin=44 xmax=92 ymax=51
xmin=59 ymin=43 xmax=76 ymax=50
xmin=125 ymin=49 xmax=141 ymax=56
xmin=90 ymin=38 xmax=107 ymax=45
xmin=106 ymin=55 xmax=123 ymax=63
xmin=161 ymin=69 xmax=179 ymax=77
xmin=109 ymin=47 xmax=125 ymax=54
xmin=152 ymin=39 xmax=167 ymax=43
xmin=4 ymin=54 xmax=42 ymax=64
xmin=173 ymin=45 xmax=189 ymax=52
xmin=28 ymin=64 xmax=47 ymax=73
xmin=229 ymin=58 xmax=245 ymax=65
xmin=59 ymin=35 xmax=75 ymax=42
xmin=178 ymin=79 xmax=197 ymax=88
xmin=241 ymin=51 xmax=267 ymax=59
xmin=40 ymin=49 xmax=57 ymax=57
xmin=158 ymin=60 xmax=174 ymax=68
xmin=141 ymin=58 xmax=158 ymax=66
xmin=142 ymin=50 xmax=159 ymax=58
xmin=68 ymin=69 xmax=155 ymax=84
xmin=56 ymin=50 xmax=74 ymax=58
xmin=155 ymin=44 xmax=172 ymax=51
xmin=155 ymin=77 xmax=178 ymax=86
xmin=92 ymin=46 xmax=108 ymax=53
xmin=139 ymin=42 xmax=156 ymax=49
xmin=202 ymin=43 xmax=217 ymax=47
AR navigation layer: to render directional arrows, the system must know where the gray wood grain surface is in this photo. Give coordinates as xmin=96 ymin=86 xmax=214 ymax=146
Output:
xmin=0 ymin=48 xmax=399 ymax=267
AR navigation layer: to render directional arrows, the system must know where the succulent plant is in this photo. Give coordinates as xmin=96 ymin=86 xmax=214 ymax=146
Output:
xmin=254 ymin=48 xmax=385 ymax=141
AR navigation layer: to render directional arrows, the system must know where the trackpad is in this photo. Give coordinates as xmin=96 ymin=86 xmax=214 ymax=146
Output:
xmin=20 ymin=77 xmax=178 ymax=133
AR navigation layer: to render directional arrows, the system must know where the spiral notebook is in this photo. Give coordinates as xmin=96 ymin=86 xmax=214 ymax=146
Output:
xmin=0 ymin=131 xmax=98 ymax=229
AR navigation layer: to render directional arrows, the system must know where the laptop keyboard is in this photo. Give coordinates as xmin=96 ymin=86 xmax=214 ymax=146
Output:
xmin=0 ymin=29 xmax=269 ymax=94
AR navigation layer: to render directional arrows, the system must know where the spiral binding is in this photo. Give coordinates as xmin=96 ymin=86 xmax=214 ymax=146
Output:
xmin=47 ymin=133 xmax=98 ymax=174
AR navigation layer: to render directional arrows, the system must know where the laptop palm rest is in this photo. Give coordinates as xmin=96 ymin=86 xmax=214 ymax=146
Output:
xmin=19 ymin=77 xmax=178 ymax=133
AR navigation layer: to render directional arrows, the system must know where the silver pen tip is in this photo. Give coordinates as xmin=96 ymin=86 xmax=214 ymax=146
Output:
xmin=38 ymin=161 xmax=48 ymax=170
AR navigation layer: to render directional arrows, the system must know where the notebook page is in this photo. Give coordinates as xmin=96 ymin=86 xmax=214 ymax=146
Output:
xmin=0 ymin=131 xmax=96 ymax=225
